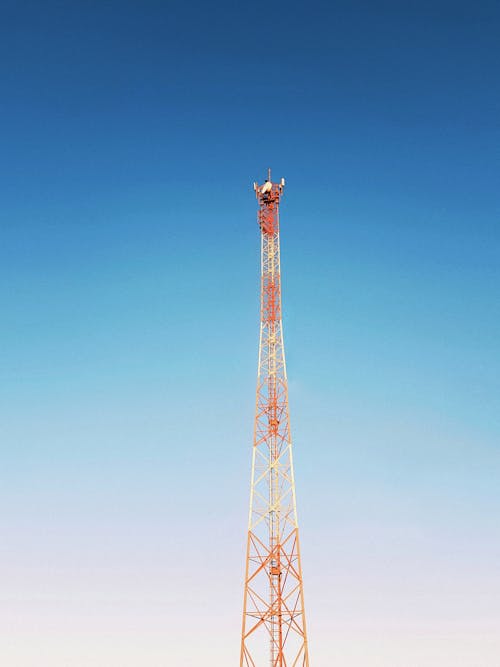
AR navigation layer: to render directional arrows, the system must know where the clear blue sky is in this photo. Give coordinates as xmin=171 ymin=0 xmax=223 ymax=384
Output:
xmin=1 ymin=1 xmax=499 ymax=665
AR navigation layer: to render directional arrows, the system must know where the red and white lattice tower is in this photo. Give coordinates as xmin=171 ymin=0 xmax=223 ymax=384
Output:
xmin=240 ymin=170 xmax=310 ymax=667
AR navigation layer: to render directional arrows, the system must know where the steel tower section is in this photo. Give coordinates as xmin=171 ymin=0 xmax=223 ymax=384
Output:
xmin=240 ymin=171 xmax=310 ymax=667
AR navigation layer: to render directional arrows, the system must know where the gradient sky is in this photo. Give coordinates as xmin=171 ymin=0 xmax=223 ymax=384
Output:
xmin=1 ymin=1 xmax=499 ymax=665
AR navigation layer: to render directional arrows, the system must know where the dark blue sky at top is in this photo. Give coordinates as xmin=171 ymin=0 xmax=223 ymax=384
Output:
xmin=2 ymin=0 xmax=499 ymax=204
xmin=1 ymin=0 xmax=499 ymax=440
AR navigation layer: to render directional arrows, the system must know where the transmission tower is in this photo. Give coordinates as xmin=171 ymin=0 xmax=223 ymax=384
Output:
xmin=240 ymin=170 xmax=310 ymax=667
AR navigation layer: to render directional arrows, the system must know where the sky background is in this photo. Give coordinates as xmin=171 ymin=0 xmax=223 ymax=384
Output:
xmin=1 ymin=1 xmax=499 ymax=665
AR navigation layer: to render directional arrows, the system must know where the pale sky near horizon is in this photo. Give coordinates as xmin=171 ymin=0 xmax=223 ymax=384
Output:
xmin=1 ymin=1 xmax=499 ymax=665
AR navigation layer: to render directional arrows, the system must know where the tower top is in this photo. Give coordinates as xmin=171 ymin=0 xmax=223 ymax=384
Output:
xmin=253 ymin=169 xmax=285 ymax=201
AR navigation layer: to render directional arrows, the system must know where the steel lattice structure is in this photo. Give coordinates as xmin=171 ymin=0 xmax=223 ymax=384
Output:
xmin=240 ymin=171 xmax=310 ymax=667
